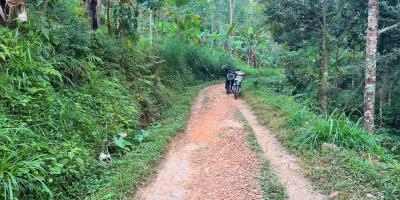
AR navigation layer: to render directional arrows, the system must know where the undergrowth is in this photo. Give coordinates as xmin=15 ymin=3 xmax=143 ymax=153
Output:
xmin=241 ymin=66 xmax=400 ymax=199
xmin=0 ymin=2 xmax=231 ymax=199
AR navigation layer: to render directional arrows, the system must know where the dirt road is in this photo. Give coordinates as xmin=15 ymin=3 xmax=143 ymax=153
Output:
xmin=135 ymin=84 xmax=325 ymax=200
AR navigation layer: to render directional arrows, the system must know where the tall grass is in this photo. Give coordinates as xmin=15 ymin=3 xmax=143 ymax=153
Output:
xmin=293 ymin=111 xmax=382 ymax=153
xmin=0 ymin=116 xmax=51 ymax=199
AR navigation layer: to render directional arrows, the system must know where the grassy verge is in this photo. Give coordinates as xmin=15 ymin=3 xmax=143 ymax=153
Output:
xmin=89 ymin=81 xmax=218 ymax=199
xmin=240 ymin=73 xmax=400 ymax=199
xmin=235 ymin=111 xmax=288 ymax=200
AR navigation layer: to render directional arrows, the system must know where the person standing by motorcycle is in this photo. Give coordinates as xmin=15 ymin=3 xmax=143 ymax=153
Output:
xmin=222 ymin=64 xmax=235 ymax=94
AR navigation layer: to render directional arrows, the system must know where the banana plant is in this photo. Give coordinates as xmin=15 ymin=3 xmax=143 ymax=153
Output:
xmin=160 ymin=0 xmax=206 ymax=43
xmin=228 ymin=25 xmax=269 ymax=67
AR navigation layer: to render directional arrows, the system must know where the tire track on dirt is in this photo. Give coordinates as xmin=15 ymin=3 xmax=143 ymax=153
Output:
xmin=135 ymin=84 xmax=325 ymax=200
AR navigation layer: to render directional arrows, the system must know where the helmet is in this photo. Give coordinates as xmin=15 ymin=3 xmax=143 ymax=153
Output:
xmin=222 ymin=64 xmax=230 ymax=72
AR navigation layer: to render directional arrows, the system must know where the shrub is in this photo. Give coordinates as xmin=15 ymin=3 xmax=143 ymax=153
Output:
xmin=158 ymin=38 xmax=232 ymax=84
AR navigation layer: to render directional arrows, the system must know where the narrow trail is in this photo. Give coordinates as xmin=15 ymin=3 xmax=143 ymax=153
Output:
xmin=135 ymin=84 xmax=325 ymax=200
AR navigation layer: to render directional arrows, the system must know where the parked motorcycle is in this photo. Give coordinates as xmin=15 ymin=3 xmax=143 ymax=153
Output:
xmin=232 ymin=71 xmax=245 ymax=99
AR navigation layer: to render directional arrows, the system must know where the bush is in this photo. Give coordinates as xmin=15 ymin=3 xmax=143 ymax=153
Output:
xmin=236 ymin=64 xmax=294 ymax=95
xmin=159 ymin=38 xmax=232 ymax=84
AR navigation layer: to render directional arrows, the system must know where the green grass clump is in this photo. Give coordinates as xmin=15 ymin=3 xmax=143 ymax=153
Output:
xmin=295 ymin=113 xmax=382 ymax=153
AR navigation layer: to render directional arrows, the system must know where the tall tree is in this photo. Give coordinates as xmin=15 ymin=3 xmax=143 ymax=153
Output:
xmin=364 ymin=0 xmax=379 ymax=133
xmin=320 ymin=0 xmax=329 ymax=114
xmin=229 ymin=0 xmax=236 ymax=25
xmin=86 ymin=0 xmax=101 ymax=30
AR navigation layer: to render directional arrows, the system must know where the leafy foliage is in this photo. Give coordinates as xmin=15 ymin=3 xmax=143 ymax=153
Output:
xmin=0 ymin=1 xmax=231 ymax=198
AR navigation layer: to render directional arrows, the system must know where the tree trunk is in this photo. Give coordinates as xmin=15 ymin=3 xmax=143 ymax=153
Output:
xmin=364 ymin=0 xmax=379 ymax=134
xmin=0 ymin=0 xmax=6 ymax=23
xmin=153 ymin=9 xmax=157 ymax=40
xmin=106 ymin=1 xmax=111 ymax=35
xmin=43 ymin=0 xmax=49 ymax=12
xmin=351 ymin=50 xmax=356 ymax=88
xmin=149 ymin=8 xmax=153 ymax=44
xmin=133 ymin=9 xmax=139 ymax=32
xmin=229 ymin=0 xmax=236 ymax=25
xmin=379 ymin=67 xmax=389 ymax=127
xmin=379 ymin=84 xmax=383 ymax=127
xmin=253 ymin=43 xmax=257 ymax=68
xmin=87 ymin=0 xmax=101 ymax=30
xmin=248 ymin=40 xmax=256 ymax=68
xmin=319 ymin=0 xmax=329 ymax=114
xmin=388 ymin=82 xmax=392 ymax=106
xmin=333 ymin=42 xmax=340 ymax=107
xmin=138 ymin=8 xmax=143 ymax=34
xmin=211 ymin=9 xmax=214 ymax=48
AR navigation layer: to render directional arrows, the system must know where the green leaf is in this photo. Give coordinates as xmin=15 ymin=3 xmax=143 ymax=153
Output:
xmin=39 ymin=66 xmax=62 ymax=78
xmin=113 ymin=136 xmax=132 ymax=150
xmin=227 ymin=23 xmax=237 ymax=37
xmin=248 ymin=26 xmax=254 ymax=36
xmin=183 ymin=14 xmax=192 ymax=30
xmin=168 ymin=0 xmax=191 ymax=7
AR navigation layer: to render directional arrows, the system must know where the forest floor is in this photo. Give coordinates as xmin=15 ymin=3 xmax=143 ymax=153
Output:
xmin=135 ymin=84 xmax=325 ymax=200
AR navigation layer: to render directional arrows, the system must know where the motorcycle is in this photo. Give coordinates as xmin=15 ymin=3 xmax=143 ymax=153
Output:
xmin=232 ymin=71 xmax=245 ymax=99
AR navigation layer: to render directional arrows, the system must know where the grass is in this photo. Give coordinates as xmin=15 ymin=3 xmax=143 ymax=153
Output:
xmin=240 ymin=68 xmax=400 ymax=199
xmin=235 ymin=110 xmax=288 ymax=200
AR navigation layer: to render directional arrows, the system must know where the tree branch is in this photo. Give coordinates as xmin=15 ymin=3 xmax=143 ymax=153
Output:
xmin=378 ymin=22 xmax=400 ymax=35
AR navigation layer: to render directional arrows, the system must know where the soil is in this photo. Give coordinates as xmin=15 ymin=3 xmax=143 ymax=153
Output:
xmin=135 ymin=84 xmax=326 ymax=200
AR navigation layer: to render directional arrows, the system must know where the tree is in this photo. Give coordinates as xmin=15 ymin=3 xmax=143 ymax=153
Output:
xmin=229 ymin=0 xmax=236 ymax=25
xmin=86 ymin=0 xmax=101 ymax=30
xmin=364 ymin=0 xmax=400 ymax=133
xmin=364 ymin=0 xmax=379 ymax=134
xmin=320 ymin=0 xmax=329 ymax=114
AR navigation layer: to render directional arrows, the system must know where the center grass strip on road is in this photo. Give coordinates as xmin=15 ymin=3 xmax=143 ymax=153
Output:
xmin=235 ymin=110 xmax=288 ymax=200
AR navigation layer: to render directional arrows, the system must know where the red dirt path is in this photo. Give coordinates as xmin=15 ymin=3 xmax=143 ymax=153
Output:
xmin=135 ymin=84 xmax=325 ymax=200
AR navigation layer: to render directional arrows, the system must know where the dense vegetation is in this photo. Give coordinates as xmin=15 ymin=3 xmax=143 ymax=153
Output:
xmin=260 ymin=0 xmax=400 ymax=134
xmin=238 ymin=66 xmax=400 ymax=199
xmin=0 ymin=1 xmax=233 ymax=199
xmin=1 ymin=0 xmax=400 ymax=199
